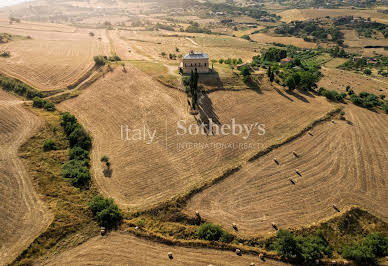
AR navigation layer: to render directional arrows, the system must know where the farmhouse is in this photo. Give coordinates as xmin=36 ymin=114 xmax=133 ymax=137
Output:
xmin=280 ymin=57 xmax=294 ymax=65
xmin=179 ymin=52 xmax=209 ymax=74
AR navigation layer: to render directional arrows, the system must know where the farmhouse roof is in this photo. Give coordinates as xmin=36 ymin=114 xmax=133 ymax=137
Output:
xmin=183 ymin=52 xmax=209 ymax=60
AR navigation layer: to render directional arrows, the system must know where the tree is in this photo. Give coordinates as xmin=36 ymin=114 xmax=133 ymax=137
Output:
xmin=93 ymin=55 xmax=105 ymax=66
xmin=285 ymin=75 xmax=296 ymax=90
xmin=275 ymin=229 xmax=301 ymax=260
xmin=267 ymin=65 xmax=272 ymax=77
xmin=197 ymin=223 xmax=232 ymax=243
xmin=189 ymin=69 xmax=199 ymax=109
xmin=89 ymin=196 xmax=123 ymax=229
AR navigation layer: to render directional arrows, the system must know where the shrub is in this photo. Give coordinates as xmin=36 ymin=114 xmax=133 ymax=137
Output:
xmin=69 ymin=146 xmax=90 ymax=161
xmin=363 ymin=69 xmax=372 ymax=75
xmin=275 ymin=229 xmax=331 ymax=262
xmin=43 ymin=139 xmax=56 ymax=151
xmin=43 ymin=100 xmax=55 ymax=111
xmin=240 ymin=66 xmax=250 ymax=77
xmin=32 ymin=97 xmax=45 ymax=108
xmin=197 ymin=223 xmax=232 ymax=242
xmin=101 ymin=155 xmax=109 ymax=162
xmin=93 ymin=55 xmax=105 ymax=66
xmin=342 ymin=232 xmax=388 ymax=265
xmin=88 ymin=196 xmax=123 ymax=228
xmin=350 ymin=94 xmax=363 ymax=106
xmin=62 ymin=159 xmax=90 ymax=187
xmin=241 ymin=34 xmax=251 ymax=41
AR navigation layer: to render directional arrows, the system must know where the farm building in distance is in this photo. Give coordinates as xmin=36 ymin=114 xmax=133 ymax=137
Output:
xmin=179 ymin=52 xmax=209 ymax=74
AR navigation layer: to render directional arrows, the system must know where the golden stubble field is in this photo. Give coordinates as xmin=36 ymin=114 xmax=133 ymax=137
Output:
xmin=44 ymin=232 xmax=288 ymax=266
xmin=185 ymin=104 xmax=388 ymax=237
xmin=0 ymin=20 xmax=110 ymax=91
xmin=278 ymin=8 xmax=388 ymax=24
xmin=110 ymin=29 xmax=264 ymax=63
xmin=0 ymin=90 xmax=51 ymax=265
xmin=59 ymin=65 xmax=333 ymax=211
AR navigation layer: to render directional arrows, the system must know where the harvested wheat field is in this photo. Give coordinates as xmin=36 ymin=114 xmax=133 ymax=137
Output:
xmin=117 ymin=30 xmax=263 ymax=62
xmin=250 ymin=33 xmax=316 ymax=49
xmin=278 ymin=8 xmax=388 ymax=24
xmin=185 ymin=104 xmax=388 ymax=237
xmin=59 ymin=66 xmax=332 ymax=211
xmin=44 ymin=232 xmax=287 ymax=266
xmin=0 ymin=90 xmax=51 ymax=265
xmin=319 ymin=65 xmax=388 ymax=97
xmin=0 ymin=23 xmax=109 ymax=91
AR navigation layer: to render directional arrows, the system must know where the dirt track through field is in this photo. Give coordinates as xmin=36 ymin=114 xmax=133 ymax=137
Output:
xmin=185 ymin=104 xmax=388 ymax=237
xmin=0 ymin=91 xmax=52 ymax=265
xmin=43 ymin=232 xmax=287 ymax=265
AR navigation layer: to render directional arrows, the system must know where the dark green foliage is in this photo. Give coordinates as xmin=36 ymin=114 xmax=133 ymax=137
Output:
xmin=197 ymin=223 xmax=233 ymax=243
xmin=275 ymin=229 xmax=331 ymax=263
xmin=275 ymin=229 xmax=300 ymax=259
xmin=93 ymin=55 xmax=105 ymax=66
xmin=351 ymin=92 xmax=382 ymax=109
xmin=342 ymin=233 xmax=388 ymax=265
xmin=43 ymin=139 xmax=56 ymax=151
xmin=262 ymin=47 xmax=287 ymax=62
xmin=363 ymin=69 xmax=372 ymax=75
xmin=285 ymin=75 xmax=297 ymax=90
xmin=108 ymin=54 xmax=121 ymax=62
xmin=32 ymin=97 xmax=55 ymax=111
xmin=0 ymin=74 xmax=42 ymax=99
xmin=189 ymin=69 xmax=199 ymax=109
xmin=43 ymin=100 xmax=55 ymax=111
xmin=88 ymin=196 xmax=123 ymax=228
xmin=69 ymin=146 xmax=90 ymax=161
xmin=320 ymin=88 xmax=345 ymax=102
xmin=62 ymin=159 xmax=90 ymax=187
xmin=60 ymin=112 xmax=92 ymax=188
xmin=240 ymin=66 xmax=250 ymax=77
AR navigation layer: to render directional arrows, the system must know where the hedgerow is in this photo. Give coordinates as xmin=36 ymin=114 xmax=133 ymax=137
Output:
xmin=60 ymin=112 xmax=92 ymax=188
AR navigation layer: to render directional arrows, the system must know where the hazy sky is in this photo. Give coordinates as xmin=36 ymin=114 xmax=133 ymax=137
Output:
xmin=0 ymin=0 xmax=33 ymax=8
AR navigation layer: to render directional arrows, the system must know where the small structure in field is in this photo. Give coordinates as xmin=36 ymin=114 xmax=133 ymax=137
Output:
xmin=280 ymin=57 xmax=294 ymax=65
xmin=179 ymin=51 xmax=209 ymax=74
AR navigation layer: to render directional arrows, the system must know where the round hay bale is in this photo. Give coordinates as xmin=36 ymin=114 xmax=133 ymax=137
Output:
xmin=308 ymin=131 xmax=313 ymax=136
xmin=168 ymin=252 xmax=173 ymax=260
xmin=232 ymin=223 xmax=238 ymax=231
xmin=250 ymin=263 xmax=255 ymax=266
xmin=100 ymin=227 xmax=106 ymax=236
xmin=235 ymin=248 xmax=242 ymax=256
xmin=271 ymin=222 xmax=278 ymax=230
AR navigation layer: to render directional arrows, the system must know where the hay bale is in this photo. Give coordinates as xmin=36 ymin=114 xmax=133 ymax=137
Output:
xmin=235 ymin=248 xmax=242 ymax=256
xmin=271 ymin=222 xmax=278 ymax=230
xmin=296 ymin=169 xmax=301 ymax=176
xmin=331 ymin=120 xmax=335 ymax=124
xmin=292 ymin=151 xmax=299 ymax=158
xmin=100 ymin=227 xmax=106 ymax=236
xmin=259 ymin=253 xmax=266 ymax=261
xmin=273 ymin=158 xmax=279 ymax=165
xmin=232 ymin=223 xmax=238 ymax=231
xmin=250 ymin=263 xmax=255 ymax=266
xmin=333 ymin=204 xmax=340 ymax=212
xmin=289 ymin=178 xmax=295 ymax=185
xmin=343 ymin=260 xmax=349 ymax=265
xmin=308 ymin=131 xmax=313 ymax=136
xmin=168 ymin=252 xmax=173 ymax=260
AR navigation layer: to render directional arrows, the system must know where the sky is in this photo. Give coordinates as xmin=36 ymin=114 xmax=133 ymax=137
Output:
xmin=0 ymin=0 xmax=33 ymax=8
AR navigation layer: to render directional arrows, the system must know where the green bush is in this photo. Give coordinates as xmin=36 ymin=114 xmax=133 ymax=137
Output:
xmin=363 ymin=69 xmax=372 ymax=75
xmin=342 ymin=233 xmax=388 ymax=265
xmin=60 ymin=112 xmax=92 ymax=188
xmin=88 ymin=196 xmax=123 ymax=228
xmin=62 ymin=159 xmax=90 ymax=187
xmin=43 ymin=139 xmax=56 ymax=151
xmin=93 ymin=55 xmax=106 ymax=66
xmin=274 ymin=229 xmax=331 ymax=263
xmin=197 ymin=223 xmax=233 ymax=242
xmin=32 ymin=97 xmax=45 ymax=108
xmin=43 ymin=100 xmax=55 ymax=111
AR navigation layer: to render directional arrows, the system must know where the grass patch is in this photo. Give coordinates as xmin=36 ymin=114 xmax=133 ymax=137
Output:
xmin=12 ymin=107 xmax=100 ymax=265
